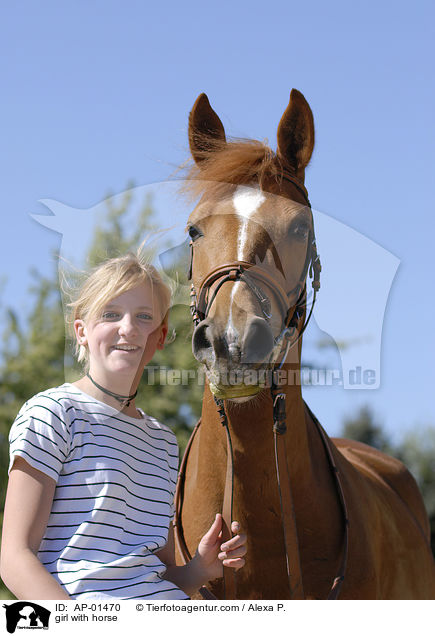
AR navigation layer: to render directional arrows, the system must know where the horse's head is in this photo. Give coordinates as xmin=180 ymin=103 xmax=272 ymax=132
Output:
xmin=185 ymin=90 xmax=320 ymax=401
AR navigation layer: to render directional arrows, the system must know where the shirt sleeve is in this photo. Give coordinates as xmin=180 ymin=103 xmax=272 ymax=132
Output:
xmin=8 ymin=393 xmax=70 ymax=482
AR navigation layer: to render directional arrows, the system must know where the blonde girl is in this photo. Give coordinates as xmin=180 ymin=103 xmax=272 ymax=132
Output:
xmin=1 ymin=253 xmax=246 ymax=600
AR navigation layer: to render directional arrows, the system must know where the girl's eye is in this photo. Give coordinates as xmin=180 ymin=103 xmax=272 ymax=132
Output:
xmin=102 ymin=311 xmax=119 ymax=320
xmin=138 ymin=313 xmax=153 ymax=321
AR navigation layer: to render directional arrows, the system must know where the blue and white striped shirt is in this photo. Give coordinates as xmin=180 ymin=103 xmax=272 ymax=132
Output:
xmin=8 ymin=383 xmax=188 ymax=600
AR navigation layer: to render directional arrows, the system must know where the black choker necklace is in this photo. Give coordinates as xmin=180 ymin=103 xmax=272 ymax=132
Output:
xmin=86 ymin=373 xmax=138 ymax=408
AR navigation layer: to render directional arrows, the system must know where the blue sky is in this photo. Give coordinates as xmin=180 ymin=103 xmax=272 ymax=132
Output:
xmin=1 ymin=0 xmax=434 ymax=443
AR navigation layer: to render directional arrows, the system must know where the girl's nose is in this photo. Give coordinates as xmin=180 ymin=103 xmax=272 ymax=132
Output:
xmin=118 ymin=314 xmax=138 ymax=336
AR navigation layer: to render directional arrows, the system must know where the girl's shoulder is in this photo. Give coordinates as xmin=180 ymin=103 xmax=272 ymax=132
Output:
xmin=9 ymin=384 xmax=76 ymax=480
xmin=142 ymin=413 xmax=177 ymax=440
xmin=18 ymin=383 xmax=80 ymax=416
xmin=136 ymin=413 xmax=178 ymax=456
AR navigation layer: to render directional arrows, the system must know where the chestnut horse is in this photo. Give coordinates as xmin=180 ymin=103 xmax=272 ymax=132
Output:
xmin=174 ymin=89 xmax=435 ymax=599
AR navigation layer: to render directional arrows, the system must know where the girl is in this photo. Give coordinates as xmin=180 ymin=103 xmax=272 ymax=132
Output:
xmin=0 ymin=252 xmax=246 ymax=600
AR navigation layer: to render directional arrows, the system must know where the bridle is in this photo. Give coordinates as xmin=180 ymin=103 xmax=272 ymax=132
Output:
xmin=188 ymin=177 xmax=322 ymax=353
xmin=173 ymin=173 xmax=349 ymax=600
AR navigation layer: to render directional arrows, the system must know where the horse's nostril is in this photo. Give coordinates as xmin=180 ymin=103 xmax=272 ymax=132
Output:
xmin=192 ymin=320 xmax=213 ymax=363
xmin=228 ymin=343 xmax=241 ymax=363
xmin=241 ymin=317 xmax=274 ymax=364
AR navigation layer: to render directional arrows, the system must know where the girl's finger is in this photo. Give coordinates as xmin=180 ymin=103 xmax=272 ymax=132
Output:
xmin=218 ymin=545 xmax=247 ymax=560
xmin=222 ymin=557 xmax=246 ymax=570
xmin=220 ymin=532 xmax=247 ymax=552
xmin=201 ymin=513 xmax=223 ymax=546
xmin=231 ymin=521 xmax=240 ymax=534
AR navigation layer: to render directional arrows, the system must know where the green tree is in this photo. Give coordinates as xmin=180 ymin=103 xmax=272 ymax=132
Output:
xmin=340 ymin=405 xmax=393 ymax=454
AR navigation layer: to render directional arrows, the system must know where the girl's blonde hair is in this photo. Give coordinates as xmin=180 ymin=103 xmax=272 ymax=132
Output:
xmin=68 ymin=252 xmax=172 ymax=366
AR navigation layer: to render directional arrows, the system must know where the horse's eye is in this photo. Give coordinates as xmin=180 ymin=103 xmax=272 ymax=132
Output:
xmin=188 ymin=225 xmax=202 ymax=242
xmin=290 ymin=220 xmax=310 ymax=241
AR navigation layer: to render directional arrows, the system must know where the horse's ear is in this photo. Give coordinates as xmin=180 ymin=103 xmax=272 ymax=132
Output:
xmin=188 ymin=93 xmax=226 ymax=164
xmin=277 ymin=89 xmax=314 ymax=176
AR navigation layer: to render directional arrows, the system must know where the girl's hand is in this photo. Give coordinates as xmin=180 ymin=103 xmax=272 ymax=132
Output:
xmin=195 ymin=513 xmax=247 ymax=582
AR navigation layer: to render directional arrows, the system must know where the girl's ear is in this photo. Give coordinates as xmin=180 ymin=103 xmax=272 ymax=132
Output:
xmin=156 ymin=323 xmax=168 ymax=350
xmin=74 ymin=319 xmax=88 ymax=346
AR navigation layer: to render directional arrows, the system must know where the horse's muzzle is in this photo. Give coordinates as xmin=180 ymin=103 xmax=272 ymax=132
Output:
xmin=192 ymin=316 xmax=274 ymax=367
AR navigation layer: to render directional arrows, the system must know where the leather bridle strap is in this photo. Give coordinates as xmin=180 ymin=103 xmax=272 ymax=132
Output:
xmin=280 ymin=170 xmax=311 ymax=207
xmin=271 ymin=383 xmax=305 ymax=599
xmin=172 ymin=419 xmax=219 ymax=600
xmin=189 ymin=234 xmax=321 ymax=347
xmin=172 ymin=403 xmax=236 ymax=601
xmin=304 ymin=402 xmax=349 ymax=600
xmin=191 ymin=261 xmax=292 ymax=327
xmin=269 ymin=388 xmax=349 ymax=600
xmin=214 ymin=398 xmax=237 ymax=599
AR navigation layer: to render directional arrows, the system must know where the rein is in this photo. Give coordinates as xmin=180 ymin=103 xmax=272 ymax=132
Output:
xmin=174 ymin=174 xmax=349 ymax=599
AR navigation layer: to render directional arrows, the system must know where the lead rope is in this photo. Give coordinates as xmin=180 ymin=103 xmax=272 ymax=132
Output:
xmin=214 ymin=397 xmax=237 ymax=600
xmin=173 ymin=396 xmax=237 ymax=600
xmin=172 ymin=419 xmax=219 ymax=600
xmin=217 ymin=385 xmax=306 ymax=601
xmin=271 ymin=376 xmax=305 ymax=599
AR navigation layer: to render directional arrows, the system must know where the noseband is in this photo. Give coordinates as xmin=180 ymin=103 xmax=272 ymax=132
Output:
xmin=189 ymin=246 xmax=320 ymax=337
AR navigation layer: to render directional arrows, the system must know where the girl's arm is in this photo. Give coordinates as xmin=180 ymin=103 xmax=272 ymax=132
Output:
xmin=157 ymin=514 xmax=246 ymax=597
xmin=0 ymin=456 xmax=70 ymax=600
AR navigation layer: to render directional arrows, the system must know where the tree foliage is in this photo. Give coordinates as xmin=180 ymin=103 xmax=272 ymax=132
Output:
xmin=340 ymin=405 xmax=393 ymax=454
xmin=395 ymin=427 xmax=435 ymax=552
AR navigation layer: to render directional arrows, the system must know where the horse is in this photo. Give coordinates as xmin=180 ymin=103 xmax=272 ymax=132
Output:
xmin=173 ymin=89 xmax=435 ymax=599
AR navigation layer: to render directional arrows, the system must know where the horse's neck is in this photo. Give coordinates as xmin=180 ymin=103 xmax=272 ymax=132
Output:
xmin=198 ymin=369 xmax=344 ymax=598
xmin=200 ymin=370 xmax=315 ymax=496
xmin=232 ymin=383 xmax=310 ymax=475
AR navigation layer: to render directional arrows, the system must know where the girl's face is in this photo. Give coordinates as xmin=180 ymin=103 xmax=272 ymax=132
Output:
xmin=74 ymin=282 xmax=168 ymax=382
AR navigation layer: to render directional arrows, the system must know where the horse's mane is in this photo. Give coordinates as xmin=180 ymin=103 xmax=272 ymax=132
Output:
xmin=181 ymin=136 xmax=285 ymax=200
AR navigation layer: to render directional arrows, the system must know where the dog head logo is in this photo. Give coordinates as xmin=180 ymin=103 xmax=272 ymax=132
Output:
xmin=3 ymin=602 xmax=51 ymax=633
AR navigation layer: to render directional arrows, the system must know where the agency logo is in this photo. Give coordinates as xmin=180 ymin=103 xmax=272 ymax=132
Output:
xmin=2 ymin=603 xmax=51 ymax=634
xmin=33 ymin=182 xmax=399 ymax=390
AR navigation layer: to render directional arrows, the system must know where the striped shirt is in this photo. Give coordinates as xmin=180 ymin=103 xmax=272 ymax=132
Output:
xmin=8 ymin=383 xmax=188 ymax=600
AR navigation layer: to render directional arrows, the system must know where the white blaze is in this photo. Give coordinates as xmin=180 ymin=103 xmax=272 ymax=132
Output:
xmin=227 ymin=186 xmax=266 ymax=337
xmin=233 ymin=185 xmax=266 ymax=260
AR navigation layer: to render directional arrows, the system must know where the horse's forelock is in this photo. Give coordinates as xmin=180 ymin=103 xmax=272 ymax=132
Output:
xmin=181 ymin=137 xmax=282 ymax=201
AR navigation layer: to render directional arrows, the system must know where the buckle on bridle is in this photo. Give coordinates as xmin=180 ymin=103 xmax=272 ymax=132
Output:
xmin=272 ymin=392 xmax=287 ymax=435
